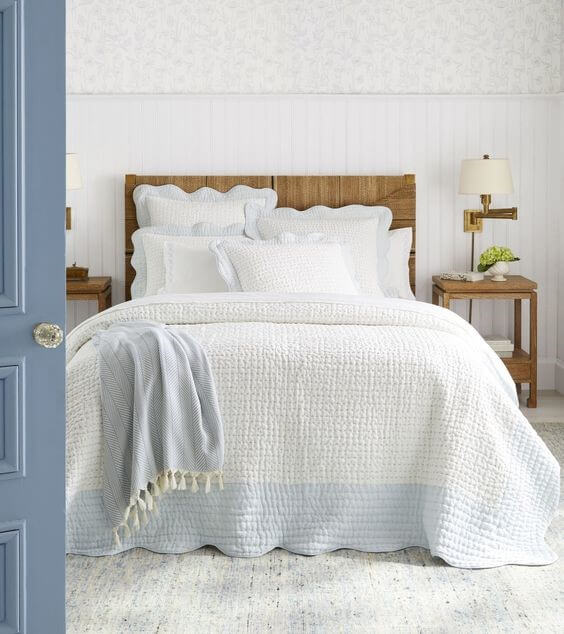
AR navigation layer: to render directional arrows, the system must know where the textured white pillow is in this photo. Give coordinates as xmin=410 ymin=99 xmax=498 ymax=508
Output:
xmin=130 ymin=224 xmax=241 ymax=298
xmin=146 ymin=196 xmax=265 ymax=228
xmin=133 ymin=184 xmax=277 ymax=228
xmin=245 ymin=203 xmax=391 ymax=296
xmin=384 ymin=227 xmax=415 ymax=300
xmin=162 ymin=241 xmax=228 ymax=294
xmin=210 ymin=234 xmax=360 ymax=295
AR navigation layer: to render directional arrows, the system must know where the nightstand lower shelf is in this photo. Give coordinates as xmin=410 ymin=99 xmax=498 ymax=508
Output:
xmin=501 ymin=348 xmax=531 ymax=383
xmin=431 ymin=275 xmax=537 ymax=408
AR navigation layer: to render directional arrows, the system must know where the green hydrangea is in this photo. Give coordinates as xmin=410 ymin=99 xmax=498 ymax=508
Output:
xmin=477 ymin=246 xmax=519 ymax=272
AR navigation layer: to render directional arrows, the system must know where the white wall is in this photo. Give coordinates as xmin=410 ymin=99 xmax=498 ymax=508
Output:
xmin=66 ymin=93 xmax=562 ymax=390
xmin=557 ymin=93 xmax=564 ymax=393
xmin=557 ymin=3 xmax=564 ymax=392
xmin=67 ymin=0 xmax=561 ymax=94
xmin=66 ymin=0 xmax=564 ymax=392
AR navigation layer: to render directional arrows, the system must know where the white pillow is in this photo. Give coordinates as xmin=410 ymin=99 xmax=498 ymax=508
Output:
xmin=210 ymin=233 xmax=360 ymax=295
xmin=146 ymin=196 xmax=266 ymax=228
xmin=130 ymin=224 xmax=241 ymax=298
xmin=384 ymin=228 xmax=415 ymax=300
xmin=245 ymin=203 xmax=391 ymax=296
xmin=162 ymin=241 xmax=228 ymax=294
xmin=133 ymin=184 xmax=277 ymax=228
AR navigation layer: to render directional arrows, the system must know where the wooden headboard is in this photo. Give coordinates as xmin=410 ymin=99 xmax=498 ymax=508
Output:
xmin=125 ymin=174 xmax=416 ymax=301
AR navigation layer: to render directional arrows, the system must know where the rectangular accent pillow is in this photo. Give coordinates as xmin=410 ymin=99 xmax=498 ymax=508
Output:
xmin=133 ymin=184 xmax=277 ymax=228
xmin=210 ymin=233 xmax=360 ymax=295
xmin=245 ymin=203 xmax=391 ymax=296
xmin=384 ymin=227 xmax=415 ymax=300
xmin=162 ymin=241 xmax=228 ymax=294
xmin=130 ymin=224 xmax=242 ymax=298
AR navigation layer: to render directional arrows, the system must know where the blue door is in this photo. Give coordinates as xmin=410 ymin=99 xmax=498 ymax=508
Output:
xmin=0 ymin=0 xmax=65 ymax=632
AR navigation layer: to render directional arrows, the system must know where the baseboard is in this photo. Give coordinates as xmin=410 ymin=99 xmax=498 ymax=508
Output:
xmin=556 ymin=359 xmax=564 ymax=395
xmin=535 ymin=358 xmax=556 ymax=391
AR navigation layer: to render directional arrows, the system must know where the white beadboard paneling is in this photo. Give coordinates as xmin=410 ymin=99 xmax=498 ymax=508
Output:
xmin=557 ymin=95 xmax=564 ymax=393
xmin=66 ymin=94 xmax=560 ymax=390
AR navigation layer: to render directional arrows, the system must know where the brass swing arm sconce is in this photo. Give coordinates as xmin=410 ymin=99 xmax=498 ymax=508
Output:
xmin=461 ymin=154 xmax=518 ymax=233
xmin=463 ymin=195 xmax=518 ymax=233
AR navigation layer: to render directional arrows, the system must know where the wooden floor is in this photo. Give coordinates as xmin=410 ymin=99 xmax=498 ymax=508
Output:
xmin=66 ymin=419 xmax=563 ymax=634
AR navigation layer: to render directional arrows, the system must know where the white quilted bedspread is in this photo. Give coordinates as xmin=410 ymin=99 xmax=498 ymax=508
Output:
xmin=66 ymin=293 xmax=560 ymax=567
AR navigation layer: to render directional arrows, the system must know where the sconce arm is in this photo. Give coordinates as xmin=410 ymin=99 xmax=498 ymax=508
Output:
xmin=464 ymin=207 xmax=518 ymax=232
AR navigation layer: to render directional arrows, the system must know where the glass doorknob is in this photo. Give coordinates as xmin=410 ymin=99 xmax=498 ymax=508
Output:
xmin=33 ymin=322 xmax=64 ymax=348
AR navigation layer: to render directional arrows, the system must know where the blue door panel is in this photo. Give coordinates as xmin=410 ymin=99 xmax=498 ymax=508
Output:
xmin=0 ymin=362 xmax=21 ymax=476
xmin=0 ymin=0 xmax=21 ymax=311
xmin=0 ymin=0 xmax=65 ymax=632
xmin=0 ymin=521 xmax=24 ymax=634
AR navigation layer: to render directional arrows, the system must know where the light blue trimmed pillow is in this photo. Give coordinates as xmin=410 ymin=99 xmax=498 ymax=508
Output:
xmin=131 ymin=223 xmax=243 ymax=298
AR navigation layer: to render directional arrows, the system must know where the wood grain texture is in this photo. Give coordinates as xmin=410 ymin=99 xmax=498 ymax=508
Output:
xmin=66 ymin=276 xmax=111 ymax=293
xmin=67 ymin=276 xmax=112 ymax=314
xmin=431 ymin=275 xmax=538 ymax=407
xmin=432 ymin=275 xmax=537 ymax=292
xmin=274 ymin=176 xmax=340 ymax=209
xmin=124 ymin=174 xmax=416 ymax=300
xmin=206 ymin=176 xmax=272 ymax=191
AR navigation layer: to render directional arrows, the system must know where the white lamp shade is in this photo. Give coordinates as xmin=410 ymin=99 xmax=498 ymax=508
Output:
xmin=66 ymin=153 xmax=82 ymax=190
xmin=459 ymin=158 xmax=513 ymax=195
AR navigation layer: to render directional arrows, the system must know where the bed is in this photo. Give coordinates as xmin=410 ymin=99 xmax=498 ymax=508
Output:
xmin=65 ymin=174 xmax=559 ymax=568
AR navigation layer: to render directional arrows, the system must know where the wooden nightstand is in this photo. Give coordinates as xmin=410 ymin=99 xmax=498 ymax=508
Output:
xmin=66 ymin=276 xmax=112 ymax=313
xmin=431 ymin=275 xmax=537 ymax=408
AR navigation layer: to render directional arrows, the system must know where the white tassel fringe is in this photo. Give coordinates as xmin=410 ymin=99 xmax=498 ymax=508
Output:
xmin=112 ymin=468 xmax=224 ymax=545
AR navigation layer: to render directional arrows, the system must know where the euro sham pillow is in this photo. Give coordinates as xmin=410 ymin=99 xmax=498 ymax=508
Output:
xmin=133 ymin=184 xmax=277 ymax=228
xmin=245 ymin=203 xmax=392 ymax=296
xmin=384 ymin=227 xmax=415 ymax=300
xmin=130 ymin=224 xmax=241 ymax=298
xmin=210 ymin=233 xmax=360 ymax=295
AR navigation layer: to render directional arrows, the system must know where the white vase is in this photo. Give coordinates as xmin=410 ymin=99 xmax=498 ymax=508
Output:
xmin=489 ymin=260 xmax=510 ymax=281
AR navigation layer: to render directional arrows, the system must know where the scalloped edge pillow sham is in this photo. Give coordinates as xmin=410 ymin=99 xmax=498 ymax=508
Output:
xmin=133 ymin=184 xmax=277 ymax=228
xmin=245 ymin=203 xmax=391 ymax=296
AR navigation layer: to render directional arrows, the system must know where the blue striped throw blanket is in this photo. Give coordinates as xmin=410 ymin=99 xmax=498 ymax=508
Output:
xmin=93 ymin=321 xmax=224 ymax=546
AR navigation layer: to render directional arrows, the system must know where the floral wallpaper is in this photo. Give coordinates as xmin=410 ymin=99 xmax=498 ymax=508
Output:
xmin=67 ymin=0 xmax=561 ymax=94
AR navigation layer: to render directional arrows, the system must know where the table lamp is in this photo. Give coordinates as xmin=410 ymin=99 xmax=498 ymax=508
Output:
xmin=66 ymin=153 xmax=88 ymax=279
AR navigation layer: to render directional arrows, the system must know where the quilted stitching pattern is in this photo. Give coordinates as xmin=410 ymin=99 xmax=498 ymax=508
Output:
xmin=245 ymin=203 xmax=391 ymax=295
xmin=66 ymin=296 xmax=560 ymax=566
xmin=211 ymin=234 xmax=360 ymax=294
xmin=147 ymin=196 xmax=265 ymax=227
